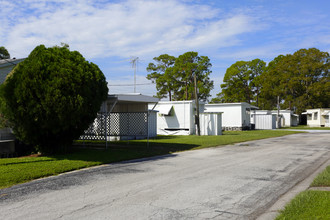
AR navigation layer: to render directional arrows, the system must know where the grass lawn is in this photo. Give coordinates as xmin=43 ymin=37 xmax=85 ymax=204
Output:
xmin=78 ymin=130 xmax=303 ymax=150
xmin=311 ymin=166 xmax=330 ymax=187
xmin=281 ymin=125 xmax=330 ymax=130
xmin=0 ymin=130 xmax=301 ymax=189
xmin=275 ymin=166 xmax=330 ymax=220
xmin=275 ymin=191 xmax=330 ymax=220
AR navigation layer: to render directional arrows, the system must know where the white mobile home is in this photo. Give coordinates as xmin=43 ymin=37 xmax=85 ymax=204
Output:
xmin=302 ymin=108 xmax=330 ymax=127
xmin=271 ymin=110 xmax=299 ymax=127
xmin=325 ymin=111 xmax=330 ymax=127
xmin=152 ymin=100 xmax=222 ymax=135
xmin=205 ymin=102 xmax=258 ymax=130
xmin=153 ymin=100 xmax=204 ymax=135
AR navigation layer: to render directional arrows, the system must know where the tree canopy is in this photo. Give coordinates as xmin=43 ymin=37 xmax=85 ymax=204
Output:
xmin=146 ymin=54 xmax=177 ymax=100
xmin=0 ymin=46 xmax=10 ymax=59
xmin=213 ymin=59 xmax=265 ymax=107
xmin=147 ymin=52 xmax=213 ymax=102
xmin=212 ymin=48 xmax=329 ymax=113
xmin=260 ymin=48 xmax=329 ymax=113
xmin=0 ymin=44 xmax=108 ymax=153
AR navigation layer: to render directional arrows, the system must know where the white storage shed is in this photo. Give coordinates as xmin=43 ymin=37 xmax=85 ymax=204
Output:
xmin=200 ymin=112 xmax=222 ymax=135
xmin=252 ymin=114 xmax=277 ymax=130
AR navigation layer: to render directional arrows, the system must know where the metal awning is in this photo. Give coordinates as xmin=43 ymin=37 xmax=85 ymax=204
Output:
xmin=155 ymin=104 xmax=173 ymax=115
xmin=302 ymin=112 xmax=312 ymax=115
xmin=322 ymin=110 xmax=330 ymax=116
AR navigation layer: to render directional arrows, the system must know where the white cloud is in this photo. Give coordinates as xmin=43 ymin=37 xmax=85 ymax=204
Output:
xmin=3 ymin=0 xmax=260 ymax=59
xmin=2 ymin=0 xmax=329 ymax=99
xmin=216 ymin=46 xmax=284 ymax=61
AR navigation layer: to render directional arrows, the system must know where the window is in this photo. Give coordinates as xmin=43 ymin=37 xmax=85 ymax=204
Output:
xmin=314 ymin=112 xmax=318 ymax=120
xmin=246 ymin=108 xmax=251 ymax=115
xmin=307 ymin=114 xmax=312 ymax=120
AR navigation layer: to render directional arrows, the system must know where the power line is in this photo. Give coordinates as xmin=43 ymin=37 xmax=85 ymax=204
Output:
xmin=108 ymin=82 xmax=154 ymax=87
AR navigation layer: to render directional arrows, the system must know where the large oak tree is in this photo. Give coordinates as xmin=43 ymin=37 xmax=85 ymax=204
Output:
xmin=260 ymin=48 xmax=329 ymax=113
xmin=213 ymin=59 xmax=265 ymax=107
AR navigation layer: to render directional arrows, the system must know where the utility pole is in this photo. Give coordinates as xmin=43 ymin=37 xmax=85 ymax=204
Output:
xmin=194 ymin=73 xmax=200 ymax=136
xmin=277 ymin=96 xmax=281 ymax=129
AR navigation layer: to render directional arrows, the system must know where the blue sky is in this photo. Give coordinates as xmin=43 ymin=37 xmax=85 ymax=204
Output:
xmin=1 ymin=0 xmax=330 ymax=100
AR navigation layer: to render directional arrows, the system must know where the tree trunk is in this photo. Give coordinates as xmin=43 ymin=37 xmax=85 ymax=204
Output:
xmin=256 ymin=87 xmax=259 ymax=107
xmin=185 ymin=81 xmax=188 ymax=100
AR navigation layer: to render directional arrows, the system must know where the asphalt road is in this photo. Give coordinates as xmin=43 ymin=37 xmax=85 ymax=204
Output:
xmin=1 ymin=132 xmax=329 ymax=220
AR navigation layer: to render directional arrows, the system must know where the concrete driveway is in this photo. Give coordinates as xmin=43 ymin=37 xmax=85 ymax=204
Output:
xmin=1 ymin=132 xmax=329 ymax=220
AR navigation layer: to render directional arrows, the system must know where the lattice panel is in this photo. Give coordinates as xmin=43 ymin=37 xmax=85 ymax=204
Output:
xmin=107 ymin=112 xmax=148 ymax=136
xmin=79 ymin=112 xmax=149 ymax=140
xmin=80 ymin=113 xmax=107 ymax=140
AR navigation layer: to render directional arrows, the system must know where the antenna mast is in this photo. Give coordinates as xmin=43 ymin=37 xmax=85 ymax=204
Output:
xmin=130 ymin=56 xmax=139 ymax=93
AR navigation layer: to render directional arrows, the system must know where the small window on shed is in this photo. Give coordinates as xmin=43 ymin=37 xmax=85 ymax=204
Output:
xmin=314 ymin=112 xmax=318 ymax=120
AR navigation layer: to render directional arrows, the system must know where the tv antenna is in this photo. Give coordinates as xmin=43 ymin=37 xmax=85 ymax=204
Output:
xmin=130 ymin=56 xmax=139 ymax=93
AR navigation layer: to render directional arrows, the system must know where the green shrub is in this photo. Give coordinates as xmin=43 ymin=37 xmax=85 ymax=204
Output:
xmin=0 ymin=45 xmax=108 ymax=154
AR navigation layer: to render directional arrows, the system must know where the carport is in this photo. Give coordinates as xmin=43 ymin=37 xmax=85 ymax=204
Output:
xmin=80 ymin=93 xmax=159 ymax=144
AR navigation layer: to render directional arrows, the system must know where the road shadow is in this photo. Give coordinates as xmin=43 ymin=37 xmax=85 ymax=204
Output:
xmin=52 ymin=141 xmax=199 ymax=164
xmin=0 ymin=142 xmax=196 ymax=202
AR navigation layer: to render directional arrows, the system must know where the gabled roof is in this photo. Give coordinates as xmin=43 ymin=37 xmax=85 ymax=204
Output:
xmin=206 ymin=102 xmax=258 ymax=110
xmin=157 ymin=100 xmax=206 ymax=105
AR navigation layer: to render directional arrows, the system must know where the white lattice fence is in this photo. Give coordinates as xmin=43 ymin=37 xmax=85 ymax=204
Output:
xmin=79 ymin=112 xmax=152 ymax=140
